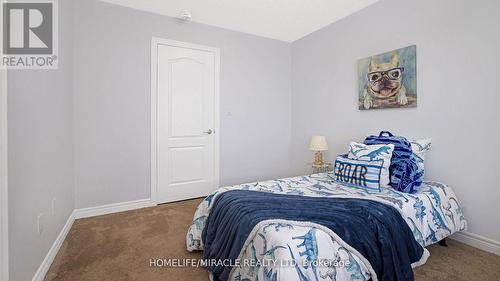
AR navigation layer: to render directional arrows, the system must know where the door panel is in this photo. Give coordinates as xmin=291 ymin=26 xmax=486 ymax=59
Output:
xmin=156 ymin=43 xmax=217 ymax=203
xmin=169 ymin=58 xmax=205 ymax=137
xmin=169 ymin=146 xmax=205 ymax=184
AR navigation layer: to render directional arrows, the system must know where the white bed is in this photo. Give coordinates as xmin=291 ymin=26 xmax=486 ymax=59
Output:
xmin=187 ymin=173 xmax=467 ymax=281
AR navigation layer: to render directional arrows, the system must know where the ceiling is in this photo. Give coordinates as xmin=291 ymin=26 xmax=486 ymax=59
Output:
xmin=100 ymin=0 xmax=378 ymax=42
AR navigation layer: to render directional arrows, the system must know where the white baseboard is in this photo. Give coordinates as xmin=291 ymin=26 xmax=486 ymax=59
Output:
xmin=450 ymin=231 xmax=500 ymax=256
xmin=73 ymin=198 xmax=154 ymax=219
xmin=31 ymin=212 xmax=75 ymax=281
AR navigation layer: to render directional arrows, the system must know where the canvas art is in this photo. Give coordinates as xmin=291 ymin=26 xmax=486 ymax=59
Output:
xmin=358 ymin=45 xmax=417 ymax=110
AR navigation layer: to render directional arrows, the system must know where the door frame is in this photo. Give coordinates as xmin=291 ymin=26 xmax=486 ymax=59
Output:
xmin=150 ymin=37 xmax=220 ymax=205
xmin=0 ymin=68 xmax=8 ymax=281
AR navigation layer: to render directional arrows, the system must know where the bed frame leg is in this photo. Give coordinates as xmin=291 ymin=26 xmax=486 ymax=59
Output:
xmin=438 ymin=238 xmax=448 ymax=247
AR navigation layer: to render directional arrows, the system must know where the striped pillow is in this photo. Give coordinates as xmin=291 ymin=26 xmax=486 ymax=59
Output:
xmin=347 ymin=142 xmax=394 ymax=187
xmin=334 ymin=155 xmax=383 ymax=191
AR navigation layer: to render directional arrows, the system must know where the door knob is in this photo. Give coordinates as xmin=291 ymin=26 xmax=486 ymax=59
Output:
xmin=204 ymin=129 xmax=213 ymax=134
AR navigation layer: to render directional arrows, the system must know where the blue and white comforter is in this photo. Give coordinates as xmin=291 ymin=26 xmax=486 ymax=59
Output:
xmin=186 ymin=173 xmax=467 ymax=281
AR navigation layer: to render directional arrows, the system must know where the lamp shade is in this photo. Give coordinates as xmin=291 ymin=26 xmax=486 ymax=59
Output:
xmin=309 ymin=136 xmax=328 ymax=151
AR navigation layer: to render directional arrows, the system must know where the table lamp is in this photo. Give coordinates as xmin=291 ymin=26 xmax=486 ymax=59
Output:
xmin=309 ymin=136 xmax=328 ymax=166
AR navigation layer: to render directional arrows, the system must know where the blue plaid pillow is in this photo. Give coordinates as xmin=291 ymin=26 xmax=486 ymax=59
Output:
xmin=334 ymin=155 xmax=384 ymax=191
xmin=364 ymin=131 xmax=424 ymax=193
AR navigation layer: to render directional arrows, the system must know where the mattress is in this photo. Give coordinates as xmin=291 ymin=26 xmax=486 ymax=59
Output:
xmin=187 ymin=173 xmax=467 ymax=281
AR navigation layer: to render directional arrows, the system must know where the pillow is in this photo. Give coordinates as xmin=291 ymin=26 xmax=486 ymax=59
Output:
xmin=364 ymin=131 xmax=424 ymax=193
xmin=334 ymin=155 xmax=384 ymax=191
xmin=347 ymin=142 xmax=394 ymax=187
xmin=410 ymin=138 xmax=432 ymax=172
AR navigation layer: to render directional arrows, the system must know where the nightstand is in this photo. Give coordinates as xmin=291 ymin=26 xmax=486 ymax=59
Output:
xmin=311 ymin=162 xmax=333 ymax=174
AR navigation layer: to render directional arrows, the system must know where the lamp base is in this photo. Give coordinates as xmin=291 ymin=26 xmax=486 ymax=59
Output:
xmin=313 ymin=151 xmax=325 ymax=166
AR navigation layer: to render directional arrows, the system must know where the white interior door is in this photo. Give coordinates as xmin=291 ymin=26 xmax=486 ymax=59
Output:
xmin=153 ymin=40 xmax=219 ymax=204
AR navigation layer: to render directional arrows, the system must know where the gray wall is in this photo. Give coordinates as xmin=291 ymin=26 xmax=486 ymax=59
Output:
xmin=74 ymin=0 xmax=292 ymax=208
xmin=291 ymin=0 xmax=500 ymax=241
xmin=7 ymin=0 xmax=75 ymax=280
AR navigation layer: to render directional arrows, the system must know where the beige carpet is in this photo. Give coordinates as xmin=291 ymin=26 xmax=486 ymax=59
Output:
xmin=45 ymin=198 xmax=500 ymax=281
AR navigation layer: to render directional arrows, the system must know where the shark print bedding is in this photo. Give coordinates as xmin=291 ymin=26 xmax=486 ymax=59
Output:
xmin=186 ymin=173 xmax=467 ymax=281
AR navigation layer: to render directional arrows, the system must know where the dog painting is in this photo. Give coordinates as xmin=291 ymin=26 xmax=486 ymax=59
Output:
xmin=358 ymin=45 xmax=417 ymax=110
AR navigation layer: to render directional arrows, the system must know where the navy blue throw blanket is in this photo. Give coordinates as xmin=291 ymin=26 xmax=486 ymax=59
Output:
xmin=202 ymin=190 xmax=423 ymax=281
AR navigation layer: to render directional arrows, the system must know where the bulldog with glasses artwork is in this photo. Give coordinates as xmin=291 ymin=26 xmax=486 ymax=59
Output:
xmin=358 ymin=45 xmax=417 ymax=110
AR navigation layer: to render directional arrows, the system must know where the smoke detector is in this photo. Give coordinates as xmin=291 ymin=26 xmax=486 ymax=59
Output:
xmin=178 ymin=10 xmax=192 ymax=22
